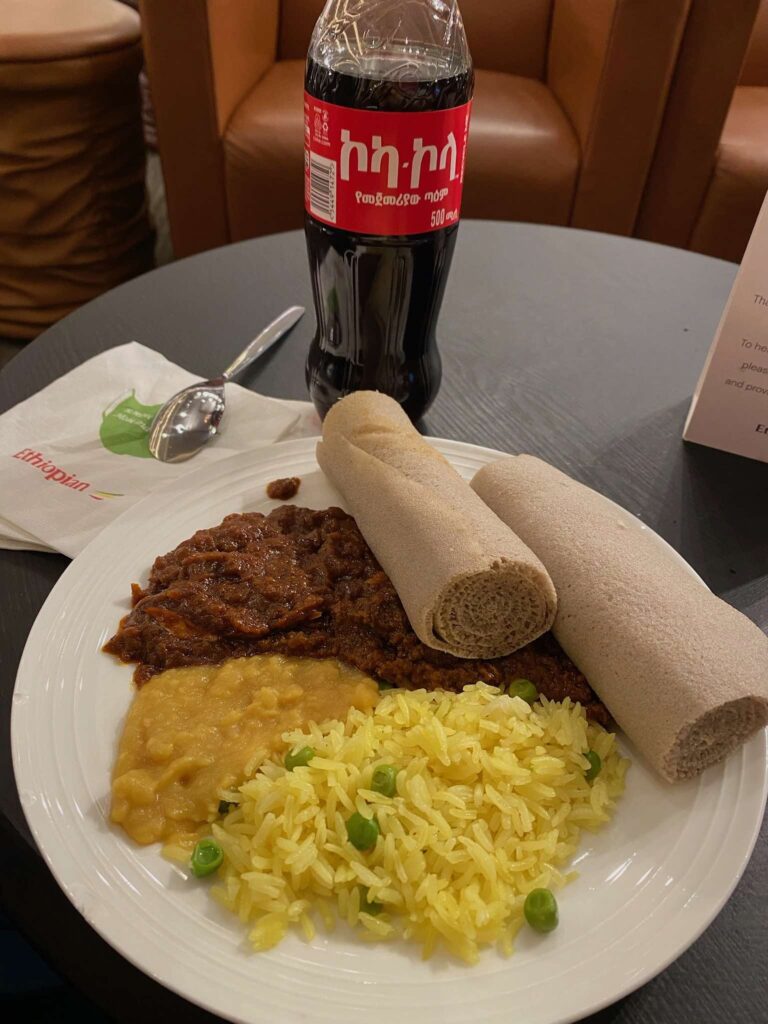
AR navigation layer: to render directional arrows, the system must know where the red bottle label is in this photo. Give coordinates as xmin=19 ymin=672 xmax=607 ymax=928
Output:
xmin=304 ymin=94 xmax=472 ymax=236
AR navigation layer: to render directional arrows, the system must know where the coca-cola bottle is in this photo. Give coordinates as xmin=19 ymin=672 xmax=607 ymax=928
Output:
xmin=304 ymin=0 xmax=474 ymax=421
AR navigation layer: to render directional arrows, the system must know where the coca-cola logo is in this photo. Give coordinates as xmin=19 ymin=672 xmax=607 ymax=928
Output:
xmin=340 ymin=130 xmax=458 ymax=190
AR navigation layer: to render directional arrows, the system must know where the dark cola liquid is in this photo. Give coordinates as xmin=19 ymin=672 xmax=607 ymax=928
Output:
xmin=305 ymin=56 xmax=473 ymax=421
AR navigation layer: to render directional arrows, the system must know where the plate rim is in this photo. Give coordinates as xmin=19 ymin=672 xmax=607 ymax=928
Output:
xmin=11 ymin=435 xmax=768 ymax=1024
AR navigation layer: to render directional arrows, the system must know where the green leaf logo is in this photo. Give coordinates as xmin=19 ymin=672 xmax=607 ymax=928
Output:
xmin=100 ymin=391 xmax=162 ymax=459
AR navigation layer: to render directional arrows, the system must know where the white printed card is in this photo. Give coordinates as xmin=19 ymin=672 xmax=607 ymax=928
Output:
xmin=684 ymin=190 xmax=768 ymax=462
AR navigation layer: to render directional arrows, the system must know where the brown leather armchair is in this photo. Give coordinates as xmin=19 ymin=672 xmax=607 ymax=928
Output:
xmin=0 ymin=0 xmax=152 ymax=339
xmin=141 ymin=0 xmax=690 ymax=259
xmin=636 ymin=0 xmax=765 ymax=262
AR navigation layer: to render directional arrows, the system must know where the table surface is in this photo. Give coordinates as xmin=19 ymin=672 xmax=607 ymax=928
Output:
xmin=1 ymin=222 xmax=766 ymax=1024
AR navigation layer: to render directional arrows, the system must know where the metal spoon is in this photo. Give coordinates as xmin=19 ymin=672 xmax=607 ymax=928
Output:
xmin=148 ymin=306 xmax=305 ymax=463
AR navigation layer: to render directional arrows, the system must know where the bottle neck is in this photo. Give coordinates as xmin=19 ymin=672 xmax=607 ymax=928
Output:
xmin=309 ymin=0 xmax=470 ymax=80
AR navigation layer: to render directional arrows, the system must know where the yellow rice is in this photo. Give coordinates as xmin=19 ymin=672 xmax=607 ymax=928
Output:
xmin=204 ymin=683 xmax=628 ymax=963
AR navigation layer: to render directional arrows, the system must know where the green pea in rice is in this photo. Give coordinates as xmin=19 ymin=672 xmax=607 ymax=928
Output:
xmin=206 ymin=683 xmax=628 ymax=963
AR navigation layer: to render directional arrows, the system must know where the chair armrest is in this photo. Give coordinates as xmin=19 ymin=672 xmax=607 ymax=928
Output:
xmin=206 ymin=0 xmax=280 ymax=134
xmin=635 ymin=0 xmax=761 ymax=249
xmin=140 ymin=0 xmax=279 ymax=256
xmin=741 ymin=0 xmax=768 ymax=86
xmin=548 ymin=0 xmax=690 ymax=235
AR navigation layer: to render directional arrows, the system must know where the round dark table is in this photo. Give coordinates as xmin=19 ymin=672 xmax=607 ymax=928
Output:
xmin=1 ymin=223 xmax=766 ymax=1023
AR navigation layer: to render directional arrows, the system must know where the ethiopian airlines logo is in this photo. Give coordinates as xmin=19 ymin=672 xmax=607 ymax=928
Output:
xmin=100 ymin=391 xmax=162 ymax=459
xmin=11 ymin=450 xmax=123 ymax=501
xmin=89 ymin=490 xmax=124 ymax=502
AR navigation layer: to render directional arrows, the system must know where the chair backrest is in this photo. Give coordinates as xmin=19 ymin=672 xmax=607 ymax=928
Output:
xmin=278 ymin=0 xmax=553 ymax=79
xmin=740 ymin=0 xmax=768 ymax=84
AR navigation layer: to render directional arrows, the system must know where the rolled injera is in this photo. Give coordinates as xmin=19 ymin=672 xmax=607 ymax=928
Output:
xmin=316 ymin=392 xmax=557 ymax=659
xmin=471 ymin=455 xmax=768 ymax=781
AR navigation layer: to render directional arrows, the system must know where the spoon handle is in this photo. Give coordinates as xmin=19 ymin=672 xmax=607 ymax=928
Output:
xmin=222 ymin=306 xmax=305 ymax=381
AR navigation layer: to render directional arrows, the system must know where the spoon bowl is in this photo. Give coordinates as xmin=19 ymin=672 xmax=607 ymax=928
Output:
xmin=148 ymin=377 xmax=227 ymax=464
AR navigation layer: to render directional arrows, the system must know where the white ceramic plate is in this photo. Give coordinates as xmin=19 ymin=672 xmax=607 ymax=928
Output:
xmin=12 ymin=438 xmax=768 ymax=1024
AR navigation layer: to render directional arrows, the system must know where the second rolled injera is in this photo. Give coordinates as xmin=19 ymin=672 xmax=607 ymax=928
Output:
xmin=472 ymin=455 xmax=768 ymax=781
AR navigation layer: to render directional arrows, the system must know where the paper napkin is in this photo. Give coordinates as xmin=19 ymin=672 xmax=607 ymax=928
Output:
xmin=0 ymin=343 xmax=319 ymax=557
